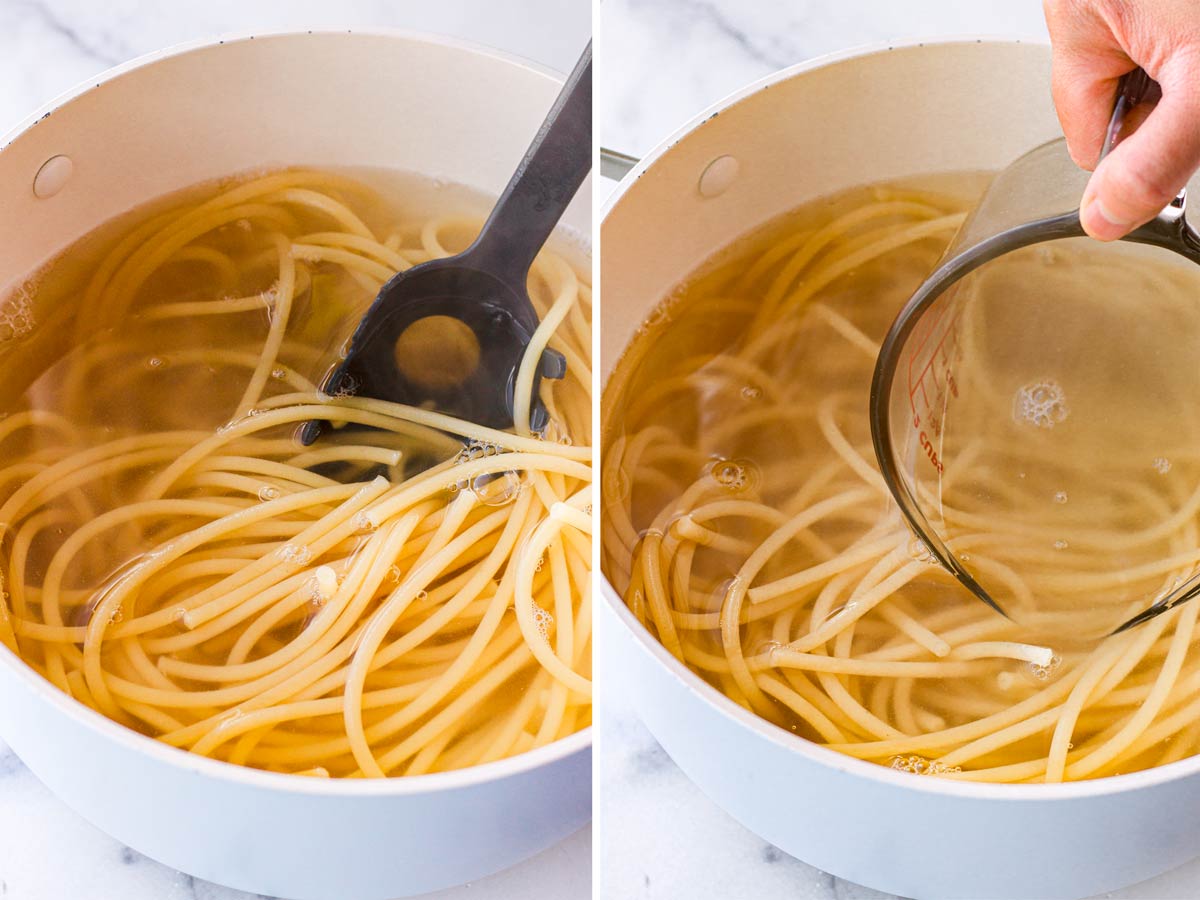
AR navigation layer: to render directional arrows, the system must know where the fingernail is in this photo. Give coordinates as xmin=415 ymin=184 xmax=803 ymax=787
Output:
xmin=1080 ymin=191 xmax=1132 ymax=242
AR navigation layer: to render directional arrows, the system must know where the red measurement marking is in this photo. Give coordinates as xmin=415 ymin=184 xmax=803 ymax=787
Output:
xmin=906 ymin=303 xmax=965 ymax=433
xmin=919 ymin=430 xmax=944 ymax=474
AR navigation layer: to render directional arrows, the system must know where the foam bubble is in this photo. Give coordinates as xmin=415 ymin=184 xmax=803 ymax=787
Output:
xmin=275 ymin=543 xmax=313 ymax=566
xmin=889 ymin=755 xmax=962 ymax=776
xmin=455 ymin=440 xmax=504 ymax=464
xmin=754 ymin=639 xmax=784 ymax=659
xmin=331 ymin=377 xmax=357 ymax=398
xmin=540 ymin=420 xmax=572 ymax=445
xmin=1030 ymin=654 xmax=1063 ymax=682
xmin=644 ymin=302 xmax=671 ymax=328
xmin=1154 ymin=457 xmax=1173 ymax=474
xmin=1013 ymin=379 xmax=1070 ymax=429
xmin=907 ymin=536 xmax=936 ymax=565
xmin=0 ymin=283 xmax=36 ymax=343
xmin=532 ymin=606 xmax=554 ymax=643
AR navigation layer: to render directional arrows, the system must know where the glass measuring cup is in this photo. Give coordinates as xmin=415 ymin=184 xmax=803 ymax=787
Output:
xmin=871 ymin=70 xmax=1200 ymax=635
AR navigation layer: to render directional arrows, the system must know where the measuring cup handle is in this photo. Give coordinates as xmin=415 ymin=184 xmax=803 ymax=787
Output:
xmin=1100 ymin=68 xmax=1160 ymax=161
xmin=1104 ymin=68 xmax=1200 ymax=251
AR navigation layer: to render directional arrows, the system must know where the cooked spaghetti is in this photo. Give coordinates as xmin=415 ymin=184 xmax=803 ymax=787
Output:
xmin=602 ymin=178 xmax=1200 ymax=783
xmin=0 ymin=170 xmax=592 ymax=777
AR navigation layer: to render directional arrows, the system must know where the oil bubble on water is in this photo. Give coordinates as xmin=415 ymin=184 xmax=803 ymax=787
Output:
xmin=907 ymin=536 xmax=936 ymax=565
xmin=709 ymin=457 xmax=758 ymax=492
xmin=540 ymin=420 xmax=573 ymax=445
xmin=753 ymin=639 xmax=784 ymax=659
xmin=471 ymin=470 xmax=523 ymax=506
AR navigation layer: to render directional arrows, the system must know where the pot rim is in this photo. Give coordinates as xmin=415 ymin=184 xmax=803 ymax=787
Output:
xmin=1 ymin=26 xmax=568 ymax=151
xmin=0 ymin=26 xmax=591 ymax=797
xmin=599 ymin=34 xmax=1200 ymax=802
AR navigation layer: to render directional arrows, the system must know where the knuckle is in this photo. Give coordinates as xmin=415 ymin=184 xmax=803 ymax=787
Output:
xmin=1163 ymin=43 xmax=1200 ymax=87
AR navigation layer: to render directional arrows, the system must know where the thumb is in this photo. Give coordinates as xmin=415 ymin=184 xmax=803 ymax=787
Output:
xmin=1080 ymin=71 xmax=1200 ymax=241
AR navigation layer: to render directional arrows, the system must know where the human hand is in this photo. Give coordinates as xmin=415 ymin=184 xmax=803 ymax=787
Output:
xmin=1044 ymin=0 xmax=1200 ymax=240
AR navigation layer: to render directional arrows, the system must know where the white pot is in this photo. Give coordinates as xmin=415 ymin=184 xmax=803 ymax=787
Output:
xmin=0 ymin=30 xmax=591 ymax=900
xmin=600 ymin=39 xmax=1200 ymax=900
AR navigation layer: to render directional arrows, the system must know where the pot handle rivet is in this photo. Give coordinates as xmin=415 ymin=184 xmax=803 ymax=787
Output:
xmin=698 ymin=155 xmax=739 ymax=198
xmin=33 ymin=155 xmax=74 ymax=200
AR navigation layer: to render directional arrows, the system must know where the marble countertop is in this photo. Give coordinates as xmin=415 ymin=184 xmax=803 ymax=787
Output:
xmin=0 ymin=2 xmax=589 ymax=899
xmin=598 ymin=1 xmax=1200 ymax=899
xmin=599 ymin=0 xmax=1049 ymax=157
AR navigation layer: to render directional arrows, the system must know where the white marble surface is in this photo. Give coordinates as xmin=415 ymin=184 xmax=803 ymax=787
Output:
xmin=599 ymin=0 xmax=1049 ymax=158
xmin=0 ymin=2 xmax=590 ymax=899
xmin=596 ymin=2 xmax=1200 ymax=899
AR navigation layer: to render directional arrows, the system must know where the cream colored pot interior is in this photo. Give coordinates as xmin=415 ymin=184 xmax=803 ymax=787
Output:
xmin=602 ymin=41 xmax=1056 ymax=382
xmin=1 ymin=31 xmax=591 ymax=299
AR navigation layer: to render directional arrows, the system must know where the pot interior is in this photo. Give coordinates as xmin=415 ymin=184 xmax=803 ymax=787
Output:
xmin=601 ymin=41 xmax=1057 ymax=384
xmin=0 ymin=31 xmax=592 ymax=301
